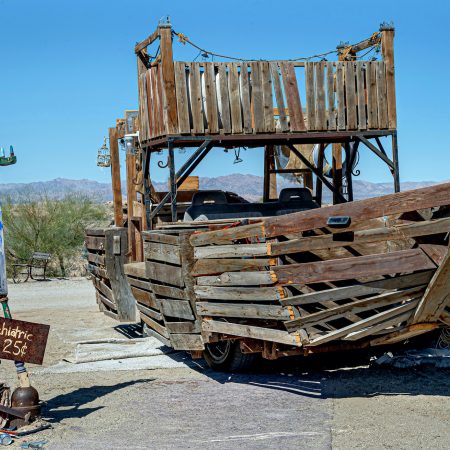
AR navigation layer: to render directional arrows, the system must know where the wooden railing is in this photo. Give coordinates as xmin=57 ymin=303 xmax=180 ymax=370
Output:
xmin=138 ymin=59 xmax=396 ymax=141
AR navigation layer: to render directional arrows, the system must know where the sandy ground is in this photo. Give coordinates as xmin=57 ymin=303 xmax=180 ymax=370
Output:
xmin=0 ymin=278 xmax=448 ymax=449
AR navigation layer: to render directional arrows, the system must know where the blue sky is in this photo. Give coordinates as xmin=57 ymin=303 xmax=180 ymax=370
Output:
xmin=0 ymin=0 xmax=449 ymax=185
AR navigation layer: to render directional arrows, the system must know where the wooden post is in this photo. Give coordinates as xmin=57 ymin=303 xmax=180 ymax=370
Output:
xmin=332 ymin=143 xmax=343 ymax=204
xmin=392 ymin=132 xmax=400 ymax=192
xmin=0 ymin=207 xmax=7 ymax=297
xmin=344 ymin=142 xmax=354 ymax=201
xmin=159 ymin=24 xmax=178 ymax=134
xmin=381 ymin=25 xmax=397 ymax=130
xmin=126 ymin=152 xmax=137 ymax=260
xmin=168 ymin=141 xmax=177 ymax=222
xmin=263 ymin=145 xmax=277 ymax=201
xmin=109 ymin=127 xmax=123 ymax=227
xmin=315 ymin=144 xmax=325 ymax=206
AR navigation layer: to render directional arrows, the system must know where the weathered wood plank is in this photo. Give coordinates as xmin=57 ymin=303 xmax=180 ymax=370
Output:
xmin=131 ymin=286 xmax=158 ymax=309
xmin=376 ymin=61 xmax=389 ymax=129
xmin=174 ymin=62 xmax=190 ymax=134
xmin=273 ymin=249 xmax=435 ymax=285
xmin=366 ymin=61 xmax=378 ymax=129
xmin=307 ymin=300 xmax=419 ymax=346
xmin=169 ymin=333 xmax=204 ymax=351
xmin=96 ymin=291 xmax=116 ymax=311
xmin=190 ymin=183 xmax=450 ymax=246
xmin=228 ymin=62 xmax=243 ymax=134
xmin=126 ymin=276 xmax=151 ymax=291
xmin=280 ymin=62 xmax=306 ymax=132
xmin=270 ymin=62 xmax=289 ymax=132
xmin=356 ymin=61 xmax=367 ymax=130
xmin=345 ymin=62 xmax=357 ymax=130
xmin=315 ymin=62 xmax=327 ymax=131
xmin=285 ymin=286 xmax=425 ymax=331
xmin=88 ymin=263 xmax=107 ymax=279
xmin=87 ymin=252 xmax=105 ymax=266
xmin=239 ymin=62 xmax=252 ymax=133
xmin=196 ymin=271 xmax=275 ymax=286
xmin=85 ymin=236 xmax=105 ymax=251
xmin=281 ymin=271 xmax=434 ymax=306
xmin=188 ymin=63 xmax=205 ymax=134
xmin=165 ymin=321 xmax=201 ymax=334
xmin=144 ymin=241 xmax=181 ymax=265
xmin=196 ymin=302 xmax=291 ymax=320
xmin=124 ymin=262 xmax=146 ymax=279
xmin=270 ymin=217 xmax=450 ymax=256
xmin=413 ymin=250 xmax=450 ymax=322
xmin=194 ymin=285 xmax=285 ymax=301
xmin=142 ymin=231 xmax=180 ymax=245
xmin=218 ymin=63 xmax=231 ymax=134
xmin=144 ymin=325 xmax=171 ymax=347
xmin=194 ymin=242 xmax=268 ymax=259
xmin=145 ymin=261 xmax=183 ymax=287
xmin=192 ymin=258 xmax=276 ymax=276
xmin=326 ymin=61 xmax=336 ymax=130
xmin=305 ymin=62 xmax=316 ymax=131
xmin=260 ymin=62 xmax=275 ymax=132
xmin=370 ymin=323 xmax=439 ymax=346
xmin=85 ymin=228 xmax=106 ymax=237
xmin=149 ymin=282 xmax=186 ymax=300
xmin=141 ymin=314 xmax=170 ymax=339
xmin=336 ymin=62 xmax=346 ymax=130
xmin=382 ymin=29 xmax=397 ymax=129
xmin=93 ymin=277 xmax=113 ymax=302
xmin=203 ymin=63 xmax=219 ymax=133
xmin=202 ymin=320 xmax=302 ymax=346
xmin=160 ymin=299 xmax=195 ymax=320
xmin=137 ymin=302 xmax=163 ymax=321
xmin=250 ymin=62 xmax=264 ymax=133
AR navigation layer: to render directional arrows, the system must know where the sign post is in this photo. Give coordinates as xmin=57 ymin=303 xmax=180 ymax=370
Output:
xmin=0 ymin=207 xmax=7 ymax=297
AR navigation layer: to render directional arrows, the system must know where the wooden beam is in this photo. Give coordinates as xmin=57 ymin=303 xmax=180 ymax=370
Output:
xmin=109 ymin=127 xmax=123 ymax=227
xmin=381 ymin=27 xmax=397 ymax=129
xmin=332 ymin=143 xmax=343 ymax=204
xmin=273 ymin=248 xmax=436 ymax=285
xmin=135 ymin=29 xmax=159 ymax=54
xmin=189 ymin=182 xmax=450 ymax=246
xmin=413 ymin=250 xmax=450 ymax=322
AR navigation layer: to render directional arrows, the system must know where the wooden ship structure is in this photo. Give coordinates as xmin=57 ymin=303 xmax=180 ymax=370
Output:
xmin=86 ymin=20 xmax=450 ymax=370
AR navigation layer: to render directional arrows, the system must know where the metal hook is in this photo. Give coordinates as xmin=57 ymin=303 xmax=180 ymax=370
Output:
xmin=157 ymin=157 xmax=169 ymax=169
xmin=233 ymin=148 xmax=243 ymax=164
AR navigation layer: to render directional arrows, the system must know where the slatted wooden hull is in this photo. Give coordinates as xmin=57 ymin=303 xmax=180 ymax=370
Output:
xmin=87 ymin=183 xmax=450 ymax=357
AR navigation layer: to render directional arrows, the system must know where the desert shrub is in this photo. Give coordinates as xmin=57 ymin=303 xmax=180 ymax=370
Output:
xmin=1 ymin=194 xmax=109 ymax=277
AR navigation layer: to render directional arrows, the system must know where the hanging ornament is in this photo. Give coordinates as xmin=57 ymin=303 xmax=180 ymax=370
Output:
xmin=96 ymin=137 xmax=111 ymax=168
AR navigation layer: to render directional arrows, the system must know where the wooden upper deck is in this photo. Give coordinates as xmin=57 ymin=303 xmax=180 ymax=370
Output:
xmin=136 ymin=23 xmax=397 ymax=148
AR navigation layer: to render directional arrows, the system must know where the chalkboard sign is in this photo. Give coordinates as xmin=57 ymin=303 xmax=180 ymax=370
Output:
xmin=0 ymin=318 xmax=50 ymax=365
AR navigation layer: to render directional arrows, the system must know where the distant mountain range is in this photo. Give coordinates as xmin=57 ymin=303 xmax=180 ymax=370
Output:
xmin=0 ymin=176 xmax=444 ymax=203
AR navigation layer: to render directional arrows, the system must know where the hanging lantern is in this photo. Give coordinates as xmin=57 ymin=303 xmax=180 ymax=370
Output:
xmin=0 ymin=145 xmax=17 ymax=167
xmin=96 ymin=137 xmax=111 ymax=167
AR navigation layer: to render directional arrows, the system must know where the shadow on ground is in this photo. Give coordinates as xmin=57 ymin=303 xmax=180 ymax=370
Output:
xmin=44 ymin=379 xmax=152 ymax=422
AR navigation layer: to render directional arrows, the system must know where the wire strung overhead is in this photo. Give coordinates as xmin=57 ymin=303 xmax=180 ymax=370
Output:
xmin=171 ymin=29 xmax=382 ymax=62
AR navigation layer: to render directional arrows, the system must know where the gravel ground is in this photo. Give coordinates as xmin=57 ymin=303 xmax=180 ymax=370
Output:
xmin=0 ymin=278 xmax=448 ymax=449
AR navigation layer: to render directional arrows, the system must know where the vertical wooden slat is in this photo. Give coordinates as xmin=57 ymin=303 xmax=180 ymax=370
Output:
xmin=109 ymin=127 xmax=123 ymax=227
xmin=280 ymin=62 xmax=306 ymax=132
xmin=261 ymin=62 xmax=275 ymax=132
xmin=150 ymin=68 xmax=161 ymax=137
xmin=366 ymin=62 xmax=378 ymax=129
xmin=356 ymin=61 xmax=367 ymax=130
xmin=345 ymin=62 xmax=357 ymax=130
xmin=250 ymin=62 xmax=265 ymax=133
xmin=239 ymin=63 xmax=252 ymax=133
xmin=145 ymin=69 xmax=158 ymax=137
xmin=155 ymin=65 xmax=165 ymax=136
xmin=159 ymin=27 xmax=178 ymax=134
xmin=174 ymin=62 xmax=190 ymax=134
xmin=377 ymin=61 xmax=389 ymax=129
xmin=315 ymin=62 xmax=327 ymax=131
xmin=382 ymin=29 xmax=397 ymax=129
xmin=228 ymin=63 xmax=243 ymax=134
xmin=188 ymin=63 xmax=204 ymax=134
xmin=270 ymin=62 xmax=289 ymax=132
xmin=142 ymin=72 xmax=151 ymax=139
xmin=305 ymin=62 xmax=316 ymax=130
xmin=218 ymin=63 xmax=232 ymax=134
xmin=138 ymin=72 xmax=148 ymax=140
xmin=203 ymin=63 xmax=219 ymax=134
xmin=336 ymin=62 xmax=346 ymax=130
xmin=326 ymin=62 xmax=336 ymax=130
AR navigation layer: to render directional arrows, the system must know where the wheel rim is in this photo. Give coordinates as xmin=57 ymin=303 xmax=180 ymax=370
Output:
xmin=206 ymin=340 xmax=232 ymax=364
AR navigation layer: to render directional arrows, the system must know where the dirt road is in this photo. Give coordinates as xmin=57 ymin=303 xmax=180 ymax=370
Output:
xmin=0 ymin=279 xmax=448 ymax=449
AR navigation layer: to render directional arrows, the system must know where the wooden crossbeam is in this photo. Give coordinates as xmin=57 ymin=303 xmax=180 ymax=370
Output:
xmin=190 ymin=182 xmax=450 ymax=246
xmin=413 ymin=249 xmax=450 ymax=322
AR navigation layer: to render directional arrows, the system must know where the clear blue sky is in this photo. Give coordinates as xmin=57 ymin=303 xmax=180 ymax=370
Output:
xmin=1 ymin=0 xmax=449 ymax=185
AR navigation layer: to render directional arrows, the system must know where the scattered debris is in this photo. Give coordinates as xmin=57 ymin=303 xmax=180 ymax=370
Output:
xmin=372 ymin=348 xmax=450 ymax=369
